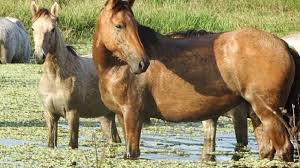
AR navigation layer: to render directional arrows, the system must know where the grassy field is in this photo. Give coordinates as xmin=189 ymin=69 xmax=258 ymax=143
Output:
xmin=0 ymin=0 xmax=299 ymax=50
xmin=1 ymin=0 xmax=300 ymax=167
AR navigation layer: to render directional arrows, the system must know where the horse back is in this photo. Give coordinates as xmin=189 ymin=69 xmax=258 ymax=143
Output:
xmin=0 ymin=18 xmax=30 ymax=63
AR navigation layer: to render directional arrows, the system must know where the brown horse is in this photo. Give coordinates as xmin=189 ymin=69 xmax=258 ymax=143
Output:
xmin=168 ymin=29 xmax=249 ymax=161
xmin=93 ymin=0 xmax=295 ymax=161
xmin=31 ymin=1 xmax=120 ymax=149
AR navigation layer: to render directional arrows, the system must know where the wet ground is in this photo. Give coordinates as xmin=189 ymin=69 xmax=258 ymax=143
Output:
xmin=0 ymin=64 xmax=299 ymax=167
xmin=140 ymin=133 xmax=258 ymax=161
xmin=0 ymin=121 xmax=259 ymax=162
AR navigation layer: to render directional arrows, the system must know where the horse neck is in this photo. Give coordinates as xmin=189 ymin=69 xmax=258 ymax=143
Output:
xmin=139 ymin=29 xmax=187 ymax=61
xmin=44 ymin=29 xmax=78 ymax=79
xmin=92 ymin=37 xmax=123 ymax=75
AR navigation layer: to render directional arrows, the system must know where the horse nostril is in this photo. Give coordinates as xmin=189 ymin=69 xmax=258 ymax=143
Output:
xmin=42 ymin=54 xmax=46 ymax=59
xmin=139 ymin=60 xmax=145 ymax=70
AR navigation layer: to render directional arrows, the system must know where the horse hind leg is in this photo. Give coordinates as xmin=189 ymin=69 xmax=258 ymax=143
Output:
xmin=44 ymin=111 xmax=60 ymax=148
xmin=98 ymin=113 xmax=121 ymax=143
xmin=246 ymin=94 xmax=293 ymax=161
xmin=201 ymin=118 xmax=218 ymax=161
xmin=249 ymin=110 xmax=275 ymax=159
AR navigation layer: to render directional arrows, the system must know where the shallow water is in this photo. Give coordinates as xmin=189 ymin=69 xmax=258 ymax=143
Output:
xmin=0 ymin=131 xmax=258 ymax=162
xmin=139 ymin=133 xmax=258 ymax=162
xmin=0 ymin=121 xmax=259 ymax=162
xmin=0 ymin=139 xmax=30 ymax=146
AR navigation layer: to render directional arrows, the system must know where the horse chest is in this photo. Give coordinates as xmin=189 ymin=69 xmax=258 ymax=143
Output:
xmin=39 ymin=76 xmax=75 ymax=114
xmin=100 ymin=74 xmax=129 ymax=114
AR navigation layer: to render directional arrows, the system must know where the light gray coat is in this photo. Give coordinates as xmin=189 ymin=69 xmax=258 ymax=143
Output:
xmin=0 ymin=17 xmax=31 ymax=63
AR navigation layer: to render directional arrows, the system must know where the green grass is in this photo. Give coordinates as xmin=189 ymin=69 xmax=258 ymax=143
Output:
xmin=0 ymin=0 xmax=299 ymax=51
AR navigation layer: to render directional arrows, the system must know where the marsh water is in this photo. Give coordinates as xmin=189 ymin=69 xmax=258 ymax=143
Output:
xmin=140 ymin=133 xmax=258 ymax=161
xmin=0 ymin=64 xmax=298 ymax=167
xmin=0 ymin=120 xmax=259 ymax=162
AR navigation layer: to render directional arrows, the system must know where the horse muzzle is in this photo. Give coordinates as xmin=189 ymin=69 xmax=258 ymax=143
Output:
xmin=128 ymin=55 xmax=150 ymax=74
xmin=34 ymin=52 xmax=46 ymax=64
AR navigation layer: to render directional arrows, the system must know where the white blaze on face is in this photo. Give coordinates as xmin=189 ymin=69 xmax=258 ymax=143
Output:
xmin=32 ymin=17 xmax=55 ymax=56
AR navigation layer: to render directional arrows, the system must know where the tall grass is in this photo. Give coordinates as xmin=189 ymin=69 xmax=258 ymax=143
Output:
xmin=0 ymin=0 xmax=299 ymax=45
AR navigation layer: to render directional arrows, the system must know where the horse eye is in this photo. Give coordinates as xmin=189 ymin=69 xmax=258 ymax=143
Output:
xmin=51 ymin=28 xmax=55 ymax=33
xmin=115 ymin=24 xmax=124 ymax=29
xmin=32 ymin=28 xmax=34 ymax=31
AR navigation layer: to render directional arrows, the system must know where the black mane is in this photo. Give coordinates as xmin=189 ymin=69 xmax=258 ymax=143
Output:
xmin=167 ymin=29 xmax=215 ymax=38
xmin=138 ymin=24 xmax=159 ymax=48
xmin=66 ymin=45 xmax=78 ymax=57
xmin=137 ymin=24 xmax=217 ymax=49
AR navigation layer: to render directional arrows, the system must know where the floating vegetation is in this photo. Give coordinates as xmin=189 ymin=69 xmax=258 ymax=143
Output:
xmin=0 ymin=64 xmax=299 ymax=167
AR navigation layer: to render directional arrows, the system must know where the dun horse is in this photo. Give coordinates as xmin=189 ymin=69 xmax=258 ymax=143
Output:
xmin=93 ymin=0 xmax=296 ymax=161
xmin=31 ymin=2 xmax=120 ymax=149
xmin=168 ymin=30 xmax=249 ymax=160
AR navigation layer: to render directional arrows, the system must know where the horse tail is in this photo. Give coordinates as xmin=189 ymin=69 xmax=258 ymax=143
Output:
xmin=285 ymin=46 xmax=300 ymax=134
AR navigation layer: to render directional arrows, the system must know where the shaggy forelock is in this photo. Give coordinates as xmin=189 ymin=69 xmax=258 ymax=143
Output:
xmin=32 ymin=8 xmax=58 ymax=23
xmin=105 ymin=0 xmax=133 ymax=14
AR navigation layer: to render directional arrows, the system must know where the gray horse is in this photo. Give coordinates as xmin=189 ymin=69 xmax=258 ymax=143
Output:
xmin=31 ymin=2 xmax=120 ymax=148
xmin=0 ymin=17 xmax=31 ymax=63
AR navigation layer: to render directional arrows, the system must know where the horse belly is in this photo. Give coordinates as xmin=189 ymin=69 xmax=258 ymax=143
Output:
xmin=77 ymin=94 xmax=111 ymax=118
xmin=154 ymin=93 xmax=240 ymax=122
xmin=40 ymin=91 xmax=66 ymax=115
xmin=148 ymin=61 xmax=240 ymax=122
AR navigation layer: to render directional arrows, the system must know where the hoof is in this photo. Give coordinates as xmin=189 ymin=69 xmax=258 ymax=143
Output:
xmin=123 ymin=151 xmax=140 ymax=160
xmin=201 ymin=154 xmax=216 ymax=161
xmin=69 ymin=143 xmax=78 ymax=149
xmin=112 ymin=135 xmax=122 ymax=143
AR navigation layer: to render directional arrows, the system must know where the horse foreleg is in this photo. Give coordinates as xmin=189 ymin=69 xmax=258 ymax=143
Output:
xmin=122 ymin=107 xmax=143 ymax=159
xmin=66 ymin=110 xmax=79 ymax=149
xmin=201 ymin=118 xmax=218 ymax=161
xmin=98 ymin=113 xmax=121 ymax=143
xmin=44 ymin=111 xmax=59 ymax=148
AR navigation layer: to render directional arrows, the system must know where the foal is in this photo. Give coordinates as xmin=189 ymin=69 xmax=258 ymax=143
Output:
xmin=31 ymin=2 xmax=120 ymax=148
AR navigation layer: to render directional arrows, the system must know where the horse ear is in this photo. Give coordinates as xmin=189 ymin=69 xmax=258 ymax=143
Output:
xmin=125 ymin=0 xmax=135 ymax=7
xmin=106 ymin=0 xmax=118 ymax=9
xmin=31 ymin=0 xmax=39 ymax=16
xmin=50 ymin=2 xmax=60 ymax=17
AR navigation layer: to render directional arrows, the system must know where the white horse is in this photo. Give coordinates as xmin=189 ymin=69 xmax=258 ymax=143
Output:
xmin=0 ymin=17 xmax=31 ymax=63
xmin=282 ymin=33 xmax=300 ymax=53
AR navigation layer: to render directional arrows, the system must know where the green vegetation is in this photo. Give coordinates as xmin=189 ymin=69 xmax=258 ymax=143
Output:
xmin=0 ymin=64 xmax=298 ymax=168
xmin=0 ymin=0 xmax=299 ymax=52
